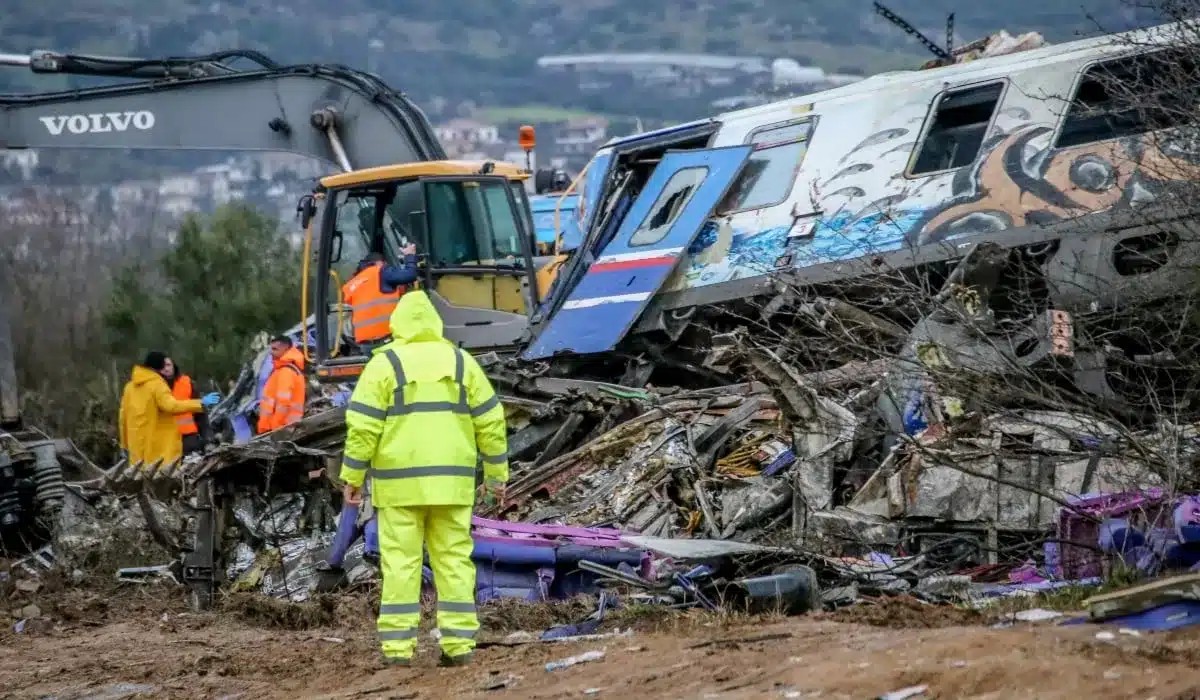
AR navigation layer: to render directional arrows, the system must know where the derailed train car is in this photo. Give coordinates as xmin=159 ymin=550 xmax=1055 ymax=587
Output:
xmin=524 ymin=20 xmax=1200 ymax=418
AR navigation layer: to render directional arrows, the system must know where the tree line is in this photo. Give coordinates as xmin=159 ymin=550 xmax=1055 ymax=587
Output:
xmin=0 ymin=199 xmax=301 ymax=464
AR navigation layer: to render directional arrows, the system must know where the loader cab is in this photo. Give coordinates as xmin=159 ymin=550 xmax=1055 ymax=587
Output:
xmin=303 ymin=161 xmax=543 ymax=381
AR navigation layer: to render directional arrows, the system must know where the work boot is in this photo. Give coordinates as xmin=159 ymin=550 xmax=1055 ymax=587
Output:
xmin=439 ymin=651 xmax=474 ymax=667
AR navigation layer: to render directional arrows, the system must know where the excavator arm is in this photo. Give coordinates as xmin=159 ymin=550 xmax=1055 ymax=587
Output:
xmin=0 ymin=49 xmax=445 ymax=170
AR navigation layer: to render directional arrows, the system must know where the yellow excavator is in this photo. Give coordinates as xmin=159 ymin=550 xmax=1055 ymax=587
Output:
xmin=0 ymin=47 xmax=574 ymax=386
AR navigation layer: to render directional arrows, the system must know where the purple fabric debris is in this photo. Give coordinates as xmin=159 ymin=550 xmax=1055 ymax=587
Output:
xmin=760 ymin=448 xmax=797 ymax=477
xmin=1093 ymin=601 xmax=1200 ymax=631
xmin=1008 ymin=562 xmax=1046 ymax=584
xmin=358 ymin=514 xmax=653 ymax=604
xmin=473 ymin=541 xmax=557 ymax=567
xmin=1093 ymin=506 xmax=1200 ymax=576
xmin=475 ymin=567 xmax=549 ymax=603
xmin=327 ymin=503 xmax=361 ymax=569
xmin=980 ymin=578 xmax=1102 ymax=598
xmin=472 ymin=517 xmax=626 ymax=542
xmin=231 ymin=414 xmax=253 ymax=445
xmin=1053 ymin=489 xmax=1172 ymax=579
xmin=1099 ymin=519 xmax=1130 ymax=552
xmin=465 ymin=517 xmax=653 ymax=602
xmin=1175 ymin=497 xmax=1200 ymax=540
xmin=364 ymin=517 xmax=378 ymax=558
xmin=867 ymin=552 xmax=896 ymax=569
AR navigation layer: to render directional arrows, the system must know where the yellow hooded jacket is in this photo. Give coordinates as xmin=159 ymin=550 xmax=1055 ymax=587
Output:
xmin=340 ymin=291 xmax=509 ymax=507
xmin=119 ymin=365 xmax=205 ymax=466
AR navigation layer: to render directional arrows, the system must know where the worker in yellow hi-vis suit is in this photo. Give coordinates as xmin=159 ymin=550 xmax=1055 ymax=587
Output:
xmin=340 ymin=290 xmax=509 ymax=668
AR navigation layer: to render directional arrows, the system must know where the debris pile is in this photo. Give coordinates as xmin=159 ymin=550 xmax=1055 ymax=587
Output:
xmin=0 ymin=430 xmax=103 ymax=559
xmin=75 ymin=282 xmax=1200 ymax=618
xmin=39 ymin=238 xmax=1194 ymax=622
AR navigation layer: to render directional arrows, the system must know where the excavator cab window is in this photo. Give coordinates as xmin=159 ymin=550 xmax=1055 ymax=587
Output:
xmin=329 ymin=189 xmax=382 ymax=282
xmin=423 ymin=178 xmax=526 ymax=264
xmin=312 ymin=174 xmax=540 ymax=376
xmin=416 ymin=175 xmax=540 ymax=316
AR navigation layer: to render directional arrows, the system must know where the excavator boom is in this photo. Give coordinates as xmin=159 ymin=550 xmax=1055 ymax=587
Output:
xmin=0 ymin=49 xmax=445 ymax=169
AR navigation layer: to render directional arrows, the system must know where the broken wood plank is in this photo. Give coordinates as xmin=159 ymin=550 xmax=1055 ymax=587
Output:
xmin=1085 ymin=572 xmax=1200 ymax=621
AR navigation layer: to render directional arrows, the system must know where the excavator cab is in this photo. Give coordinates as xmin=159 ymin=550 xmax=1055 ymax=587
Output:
xmin=304 ymin=161 xmax=545 ymax=380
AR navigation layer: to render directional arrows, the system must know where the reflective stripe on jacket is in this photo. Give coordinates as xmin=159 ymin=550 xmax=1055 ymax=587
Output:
xmin=342 ymin=263 xmax=402 ymax=344
xmin=258 ymin=348 xmax=307 ymax=433
xmin=172 ymin=375 xmax=199 ymax=436
xmin=340 ymin=291 xmax=509 ymax=508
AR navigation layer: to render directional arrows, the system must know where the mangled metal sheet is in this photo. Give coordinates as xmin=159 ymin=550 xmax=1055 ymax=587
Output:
xmin=849 ymin=411 xmax=1163 ymax=530
xmin=619 ymin=535 xmax=784 ymax=559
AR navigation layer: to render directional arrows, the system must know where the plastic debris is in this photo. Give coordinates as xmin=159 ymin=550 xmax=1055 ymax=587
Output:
xmin=1013 ymin=608 xmax=1064 ymax=622
xmin=545 ymin=650 xmax=605 ymax=672
xmin=878 ymin=685 xmax=929 ymax=700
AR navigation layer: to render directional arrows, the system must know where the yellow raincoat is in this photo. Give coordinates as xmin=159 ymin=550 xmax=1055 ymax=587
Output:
xmin=119 ymin=365 xmax=204 ymax=466
xmin=341 ymin=290 xmax=508 ymax=663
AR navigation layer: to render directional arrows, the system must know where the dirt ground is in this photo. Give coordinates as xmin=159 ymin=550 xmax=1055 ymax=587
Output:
xmin=4 ymin=584 xmax=1200 ymax=700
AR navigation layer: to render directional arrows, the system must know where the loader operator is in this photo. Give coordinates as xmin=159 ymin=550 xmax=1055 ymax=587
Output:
xmin=341 ymin=243 xmax=419 ymax=351
xmin=339 ymin=291 xmax=509 ymax=668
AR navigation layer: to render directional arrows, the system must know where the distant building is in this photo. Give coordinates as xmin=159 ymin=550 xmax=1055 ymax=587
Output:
xmin=539 ymin=52 xmax=863 ymax=110
xmin=538 ymin=52 xmax=772 ymax=98
xmin=434 ymin=119 xmax=501 ymax=146
xmin=554 ymin=117 xmax=609 ymax=159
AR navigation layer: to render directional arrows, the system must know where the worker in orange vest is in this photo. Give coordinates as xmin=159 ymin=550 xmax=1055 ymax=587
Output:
xmin=258 ymin=335 xmax=307 ymax=433
xmin=167 ymin=360 xmax=206 ymax=455
xmin=341 ymin=244 xmax=418 ymax=351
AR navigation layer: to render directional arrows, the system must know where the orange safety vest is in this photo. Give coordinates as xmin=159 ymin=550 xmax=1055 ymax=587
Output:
xmin=172 ymin=375 xmax=199 ymax=436
xmin=341 ymin=262 xmax=403 ymax=343
xmin=258 ymin=348 xmax=307 ymax=433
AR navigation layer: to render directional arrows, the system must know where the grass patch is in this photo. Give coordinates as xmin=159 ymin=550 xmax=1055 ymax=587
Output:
xmin=219 ymin=591 xmax=341 ymax=630
xmin=987 ymin=565 xmax=1144 ymax=616
xmin=478 ymin=596 xmax=596 ymax=633
xmin=825 ymin=594 xmax=986 ymax=629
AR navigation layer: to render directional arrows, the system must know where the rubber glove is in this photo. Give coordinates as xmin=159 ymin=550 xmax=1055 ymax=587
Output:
xmin=480 ymin=479 xmax=506 ymax=507
xmin=201 ymin=392 xmax=221 ymax=409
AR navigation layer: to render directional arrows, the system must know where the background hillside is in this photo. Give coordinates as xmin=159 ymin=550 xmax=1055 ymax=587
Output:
xmin=0 ymin=0 xmax=1162 ymax=185
xmin=0 ymin=0 xmax=1158 ymax=120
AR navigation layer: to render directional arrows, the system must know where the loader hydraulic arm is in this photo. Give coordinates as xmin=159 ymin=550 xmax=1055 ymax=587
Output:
xmin=0 ymin=48 xmax=446 ymax=170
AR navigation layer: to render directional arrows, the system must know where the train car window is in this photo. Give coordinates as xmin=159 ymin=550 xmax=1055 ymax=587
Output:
xmin=911 ymin=82 xmax=1004 ymax=175
xmin=719 ymin=119 xmax=815 ymax=214
xmin=629 ymin=167 xmax=708 ymax=247
xmin=1056 ymin=50 xmax=1196 ymax=148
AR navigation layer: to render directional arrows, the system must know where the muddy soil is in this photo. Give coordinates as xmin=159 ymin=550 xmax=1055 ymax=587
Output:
xmin=2 ymin=584 xmax=1199 ymax=700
